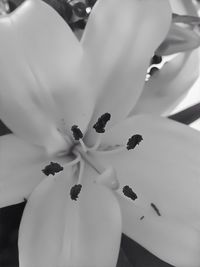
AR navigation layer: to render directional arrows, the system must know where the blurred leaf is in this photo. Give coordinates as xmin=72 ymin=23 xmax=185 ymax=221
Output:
xmin=169 ymin=103 xmax=200 ymax=124
xmin=121 ymin=234 xmax=174 ymax=267
xmin=117 ymin=247 xmax=133 ymax=267
xmin=0 ymin=120 xmax=12 ymax=136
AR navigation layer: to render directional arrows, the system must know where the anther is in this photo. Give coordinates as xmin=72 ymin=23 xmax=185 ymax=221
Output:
xmin=123 ymin=185 xmax=137 ymax=201
xmin=126 ymin=134 xmax=143 ymax=150
xmin=93 ymin=113 xmax=111 ymax=133
xmin=42 ymin=162 xmax=64 ymax=176
xmin=70 ymin=184 xmax=82 ymax=201
xmin=151 ymin=203 xmax=161 ymax=216
xmin=71 ymin=125 xmax=83 ymax=140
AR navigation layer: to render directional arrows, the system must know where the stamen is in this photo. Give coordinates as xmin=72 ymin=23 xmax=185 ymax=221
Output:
xmin=151 ymin=203 xmax=161 ymax=216
xmin=65 ymin=153 xmax=81 ymax=167
xmin=91 ymin=144 xmax=125 ymax=155
xmin=79 ymin=139 xmax=88 ymax=153
xmin=127 ymin=134 xmax=143 ymax=150
xmin=90 ymin=134 xmax=143 ymax=155
xmin=77 ymin=158 xmax=85 ymax=184
xmin=87 ymin=135 xmax=102 ymax=151
xmin=122 ymin=185 xmax=138 ymax=201
xmin=93 ymin=113 xmax=111 ymax=133
xmin=70 ymin=184 xmax=82 ymax=201
xmin=71 ymin=125 xmax=83 ymax=140
xmin=75 ymin=147 xmax=105 ymax=174
xmin=42 ymin=162 xmax=64 ymax=176
xmin=69 ymin=154 xmax=84 ymax=201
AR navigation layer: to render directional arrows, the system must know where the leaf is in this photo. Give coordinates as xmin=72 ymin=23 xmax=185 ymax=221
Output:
xmin=117 ymin=247 xmax=133 ymax=267
xmin=121 ymin=234 xmax=174 ymax=267
xmin=169 ymin=103 xmax=200 ymax=124
xmin=0 ymin=120 xmax=12 ymax=136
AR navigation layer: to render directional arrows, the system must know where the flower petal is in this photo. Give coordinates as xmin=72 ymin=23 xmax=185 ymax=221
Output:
xmin=0 ymin=0 xmax=72 ymax=153
xmin=0 ymin=134 xmax=71 ymax=208
xmin=156 ymin=24 xmax=200 ymax=56
xmin=19 ymin=165 xmax=121 ymax=267
xmin=131 ymin=50 xmax=199 ymax=116
xmin=169 ymin=0 xmax=198 ymax=16
xmin=82 ymin=0 xmax=171 ymax=142
xmin=117 ymin=193 xmax=200 ymax=267
xmin=27 ymin=0 xmax=93 ymax=135
xmin=91 ymin=115 xmax=200 ymax=266
xmin=0 ymin=134 xmax=46 ymax=208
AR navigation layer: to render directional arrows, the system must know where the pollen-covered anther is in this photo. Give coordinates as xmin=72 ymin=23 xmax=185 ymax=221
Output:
xmin=42 ymin=162 xmax=64 ymax=176
xmin=93 ymin=113 xmax=111 ymax=133
xmin=151 ymin=203 xmax=161 ymax=216
xmin=123 ymin=185 xmax=137 ymax=201
xmin=71 ymin=125 xmax=83 ymax=140
xmin=70 ymin=184 xmax=82 ymax=201
xmin=126 ymin=134 xmax=143 ymax=150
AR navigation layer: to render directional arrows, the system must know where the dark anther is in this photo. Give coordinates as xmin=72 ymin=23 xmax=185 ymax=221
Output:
xmin=70 ymin=184 xmax=82 ymax=201
xmin=123 ymin=185 xmax=137 ymax=201
xmin=126 ymin=134 xmax=143 ymax=150
xmin=149 ymin=67 xmax=159 ymax=76
xmin=73 ymin=2 xmax=87 ymax=18
xmin=151 ymin=203 xmax=161 ymax=216
xmin=71 ymin=125 xmax=83 ymax=140
xmin=42 ymin=162 xmax=64 ymax=176
xmin=140 ymin=216 xmax=145 ymax=220
xmin=151 ymin=55 xmax=162 ymax=65
xmin=93 ymin=113 xmax=111 ymax=133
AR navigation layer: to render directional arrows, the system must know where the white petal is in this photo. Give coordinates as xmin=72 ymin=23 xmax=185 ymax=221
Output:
xmin=0 ymin=134 xmax=71 ymax=208
xmin=117 ymin=193 xmax=200 ymax=267
xmin=156 ymin=24 xmax=200 ymax=56
xmin=82 ymin=0 xmax=171 ymax=143
xmin=0 ymin=134 xmax=46 ymax=207
xmin=19 ymin=164 xmax=121 ymax=267
xmin=169 ymin=0 xmax=198 ymax=15
xmin=0 ymin=0 xmax=73 ymax=153
xmin=91 ymin=115 xmax=200 ymax=266
xmin=132 ymin=50 xmax=199 ymax=116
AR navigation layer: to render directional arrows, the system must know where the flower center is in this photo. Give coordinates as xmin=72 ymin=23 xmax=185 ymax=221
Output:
xmin=42 ymin=113 xmax=143 ymax=202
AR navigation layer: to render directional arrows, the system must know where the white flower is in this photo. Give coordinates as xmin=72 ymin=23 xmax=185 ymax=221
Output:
xmin=0 ymin=0 xmax=200 ymax=267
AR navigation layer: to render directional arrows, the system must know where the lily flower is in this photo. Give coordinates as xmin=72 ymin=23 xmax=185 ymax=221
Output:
xmin=0 ymin=0 xmax=200 ymax=267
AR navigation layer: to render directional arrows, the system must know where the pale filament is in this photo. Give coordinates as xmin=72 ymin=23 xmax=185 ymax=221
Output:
xmin=74 ymin=146 xmax=105 ymax=174
xmin=65 ymin=152 xmax=81 ymax=167
xmin=92 ymin=145 xmax=126 ymax=155
xmin=77 ymin=158 xmax=85 ymax=185
xmin=86 ymin=135 xmax=102 ymax=151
